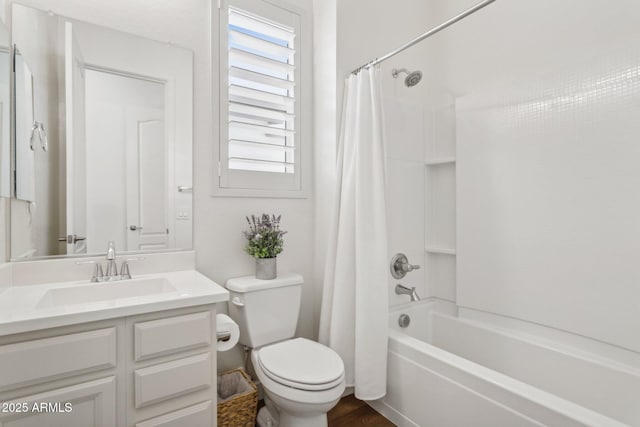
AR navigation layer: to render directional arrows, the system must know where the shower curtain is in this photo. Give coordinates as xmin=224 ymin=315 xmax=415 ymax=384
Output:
xmin=319 ymin=66 xmax=388 ymax=400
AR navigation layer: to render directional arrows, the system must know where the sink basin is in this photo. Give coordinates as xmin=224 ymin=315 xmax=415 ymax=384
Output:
xmin=36 ymin=278 xmax=177 ymax=308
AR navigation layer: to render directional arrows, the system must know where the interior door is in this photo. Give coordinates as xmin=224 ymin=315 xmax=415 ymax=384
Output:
xmin=64 ymin=21 xmax=88 ymax=254
xmin=125 ymin=107 xmax=169 ymax=251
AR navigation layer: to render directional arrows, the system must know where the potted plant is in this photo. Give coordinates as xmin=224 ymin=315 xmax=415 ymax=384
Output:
xmin=243 ymin=214 xmax=286 ymax=280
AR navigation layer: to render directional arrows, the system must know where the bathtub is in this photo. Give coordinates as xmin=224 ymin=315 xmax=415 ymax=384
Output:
xmin=368 ymin=300 xmax=640 ymax=427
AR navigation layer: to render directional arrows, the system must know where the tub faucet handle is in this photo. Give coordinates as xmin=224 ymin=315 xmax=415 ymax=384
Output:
xmin=391 ymin=253 xmax=421 ymax=279
xmin=404 ymin=263 xmax=420 ymax=273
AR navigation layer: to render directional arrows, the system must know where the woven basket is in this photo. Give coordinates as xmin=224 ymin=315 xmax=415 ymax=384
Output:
xmin=217 ymin=368 xmax=258 ymax=427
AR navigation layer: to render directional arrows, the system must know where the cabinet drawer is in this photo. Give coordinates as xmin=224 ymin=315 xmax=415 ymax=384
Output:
xmin=134 ymin=352 xmax=211 ymax=408
xmin=136 ymin=401 xmax=212 ymax=427
xmin=134 ymin=312 xmax=211 ymax=361
xmin=0 ymin=328 xmax=116 ymax=389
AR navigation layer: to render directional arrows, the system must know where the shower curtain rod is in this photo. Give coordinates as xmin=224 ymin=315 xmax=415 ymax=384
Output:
xmin=351 ymin=0 xmax=497 ymax=75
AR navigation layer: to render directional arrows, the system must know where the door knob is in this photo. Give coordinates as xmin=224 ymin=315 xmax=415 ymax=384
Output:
xmin=58 ymin=234 xmax=86 ymax=244
xmin=129 ymin=225 xmax=144 ymax=231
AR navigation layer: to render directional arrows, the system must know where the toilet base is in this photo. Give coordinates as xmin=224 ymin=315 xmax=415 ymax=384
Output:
xmin=257 ymin=402 xmax=329 ymax=427
xmin=257 ymin=406 xmax=279 ymax=427
xmin=264 ymin=389 xmax=337 ymax=427
xmin=279 ymin=412 xmax=328 ymax=427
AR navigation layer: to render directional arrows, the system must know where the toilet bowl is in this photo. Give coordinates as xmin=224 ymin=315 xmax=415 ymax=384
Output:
xmin=252 ymin=338 xmax=346 ymax=427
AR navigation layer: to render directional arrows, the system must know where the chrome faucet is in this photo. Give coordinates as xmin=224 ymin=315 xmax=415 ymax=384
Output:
xmin=105 ymin=241 xmax=118 ymax=279
xmin=396 ymin=284 xmax=421 ymax=302
xmin=76 ymin=241 xmax=144 ymax=282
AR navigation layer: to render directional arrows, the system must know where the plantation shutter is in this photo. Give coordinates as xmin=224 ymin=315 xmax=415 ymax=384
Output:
xmin=220 ymin=1 xmax=302 ymax=192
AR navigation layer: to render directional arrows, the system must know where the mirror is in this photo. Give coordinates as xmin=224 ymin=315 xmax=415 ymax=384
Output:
xmin=10 ymin=4 xmax=193 ymax=260
xmin=0 ymin=19 xmax=9 ymax=199
xmin=14 ymin=48 xmax=36 ymax=203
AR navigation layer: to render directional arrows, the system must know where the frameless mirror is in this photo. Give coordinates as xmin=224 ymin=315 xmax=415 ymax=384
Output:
xmin=0 ymin=19 xmax=9 ymax=199
xmin=10 ymin=4 xmax=193 ymax=260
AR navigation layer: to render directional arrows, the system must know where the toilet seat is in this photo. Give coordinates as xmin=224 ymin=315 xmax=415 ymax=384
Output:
xmin=256 ymin=338 xmax=345 ymax=391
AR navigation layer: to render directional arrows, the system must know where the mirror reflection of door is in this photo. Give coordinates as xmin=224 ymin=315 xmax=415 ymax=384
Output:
xmin=84 ymin=69 xmax=168 ymax=254
xmin=65 ymin=22 xmax=88 ymax=254
xmin=125 ymin=108 xmax=170 ymax=251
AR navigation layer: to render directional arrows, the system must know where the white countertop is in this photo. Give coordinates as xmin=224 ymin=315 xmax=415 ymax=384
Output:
xmin=0 ymin=270 xmax=229 ymax=336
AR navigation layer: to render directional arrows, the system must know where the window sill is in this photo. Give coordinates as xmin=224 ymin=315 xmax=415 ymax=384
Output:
xmin=210 ymin=186 xmax=309 ymax=199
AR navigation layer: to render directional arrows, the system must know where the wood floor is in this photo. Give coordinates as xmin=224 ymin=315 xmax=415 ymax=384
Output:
xmin=328 ymin=394 xmax=396 ymax=427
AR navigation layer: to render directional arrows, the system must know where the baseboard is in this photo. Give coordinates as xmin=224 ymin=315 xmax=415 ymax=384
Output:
xmin=367 ymin=398 xmax=419 ymax=427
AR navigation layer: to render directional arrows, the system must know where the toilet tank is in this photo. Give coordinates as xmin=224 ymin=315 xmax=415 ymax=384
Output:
xmin=225 ymin=272 xmax=303 ymax=348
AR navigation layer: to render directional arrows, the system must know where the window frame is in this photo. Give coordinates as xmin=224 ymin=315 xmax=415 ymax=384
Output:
xmin=214 ymin=0 xmax=310 ymax=198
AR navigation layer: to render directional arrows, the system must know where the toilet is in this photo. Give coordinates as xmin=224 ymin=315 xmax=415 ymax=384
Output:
xmin=226 ymin=273 xmax=345 ymax=427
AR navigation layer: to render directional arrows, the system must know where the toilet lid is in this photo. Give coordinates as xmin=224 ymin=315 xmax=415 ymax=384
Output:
xmin=257 ymin=338 xmax=345 ymax=391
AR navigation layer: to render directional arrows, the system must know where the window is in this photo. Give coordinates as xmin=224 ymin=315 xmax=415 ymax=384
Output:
xmin=217 ymin=0 xmax=308 ymax=197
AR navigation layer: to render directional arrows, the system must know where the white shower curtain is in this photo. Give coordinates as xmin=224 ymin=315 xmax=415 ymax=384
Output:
xmin=319 ymin=66 xmax=388 ymax=400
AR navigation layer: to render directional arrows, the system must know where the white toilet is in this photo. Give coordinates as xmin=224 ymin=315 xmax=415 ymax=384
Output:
xmin=226 ymin=273 xmax=345 ymax=427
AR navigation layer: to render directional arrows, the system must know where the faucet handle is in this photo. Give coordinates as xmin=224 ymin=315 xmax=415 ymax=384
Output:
xmin=120 ymin=261 xmax=131 ymax=280
xmin=93 ymin=264 xmax=104 ymax=282
xmin=119 ymin=257 xmax=145 ymax=280
xmin=403 ymin=263 xmax=420 ymax=273
xmin=75 ymin=260 xmax=104 ymax=282
xmin=390 ymin=253 xmax=421 ymax=279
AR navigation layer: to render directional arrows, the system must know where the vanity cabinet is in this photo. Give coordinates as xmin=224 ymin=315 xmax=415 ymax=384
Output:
xmin=0 ymin=305 xmax=217 ymax=427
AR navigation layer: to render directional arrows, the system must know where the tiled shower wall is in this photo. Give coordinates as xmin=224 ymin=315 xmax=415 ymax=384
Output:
xmin=384 ymin=96 xmax=426 ymax=307
xmin=383 ymin=95 xmax=458 ymax=307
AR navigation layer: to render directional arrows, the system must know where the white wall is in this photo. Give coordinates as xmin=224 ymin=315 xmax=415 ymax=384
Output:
xmin=3 ymin=0 xmax=315 ymax=371
xmin=311 ymin=0 xmax=336 ymax=332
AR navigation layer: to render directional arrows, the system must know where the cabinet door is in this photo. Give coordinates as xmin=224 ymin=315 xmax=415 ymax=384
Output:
xmin=0 ymin=377 xmax=116 ymax=427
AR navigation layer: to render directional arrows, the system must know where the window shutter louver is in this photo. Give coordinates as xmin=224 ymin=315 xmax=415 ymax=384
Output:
xmin=226 ymin=7 xmax=296 ymax=175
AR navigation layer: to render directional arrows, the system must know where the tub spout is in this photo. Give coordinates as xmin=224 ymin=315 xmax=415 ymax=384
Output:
xmin=395 ymin=284 xmax=420 ymax=302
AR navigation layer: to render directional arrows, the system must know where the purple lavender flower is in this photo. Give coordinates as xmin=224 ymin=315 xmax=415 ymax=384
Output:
xmin=243 ymin=214 xmax=287 ymax=258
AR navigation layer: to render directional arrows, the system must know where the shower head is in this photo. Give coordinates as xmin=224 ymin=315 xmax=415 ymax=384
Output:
xmin=392 ymin=68 xmax=423 ymax=87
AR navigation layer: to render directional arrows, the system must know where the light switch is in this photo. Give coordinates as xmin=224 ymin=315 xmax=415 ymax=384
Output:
xmin=176 ymin=208 xmax=191 ymax=220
